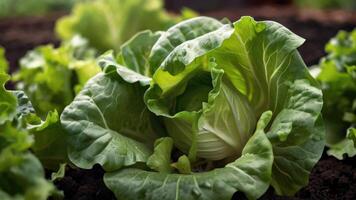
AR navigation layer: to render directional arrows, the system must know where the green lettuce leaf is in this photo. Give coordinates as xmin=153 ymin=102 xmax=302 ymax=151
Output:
xmin=60 ymin=60 xmax=165 ymax=171
xmin=61 ymin=30 xmax=168 ymax=171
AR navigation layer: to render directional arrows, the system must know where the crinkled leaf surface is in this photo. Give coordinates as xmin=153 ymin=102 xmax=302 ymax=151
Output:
xmin=61 ymin=29 xmax=166 ymax=172
xmin=267 ymin=80 xmax=324 ymax=195
xmin=61 ymin=71 xmax=163 ymax=171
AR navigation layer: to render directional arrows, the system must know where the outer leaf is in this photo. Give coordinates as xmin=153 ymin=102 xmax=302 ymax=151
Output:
xmin=149 ymin=16 xmax=225 ymax=73
xmin=267 ymin=80 xmax=324 ymax=195
xmin=104 ymin=111 xmax=273 ymax=200
xmin=61 ymin=71 xmax=163 ymax=171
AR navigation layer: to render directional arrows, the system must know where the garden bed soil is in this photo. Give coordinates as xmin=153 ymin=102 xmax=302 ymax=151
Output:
xmin=1 ymin=6 xmax=356 ymax=200
xmin=0 ymin=12 xmax=64 ymax=73
xmin=53 ymin=153 xmax=356 ymax=200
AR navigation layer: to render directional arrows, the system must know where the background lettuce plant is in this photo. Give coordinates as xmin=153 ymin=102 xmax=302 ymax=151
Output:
xmin=61 ymin=16 xmax=325 ymax=199
xmin=0 ymin=52 xmax=61 ymax=199
xmin=56 ymin=0 xmax=196 ymax=53
xmin=2 ymin=46 xmax=70 ymax=170
xmin=312 ymin=29 xmax=356 ymax=159
xmin=14 ymin=36 xmax=101 ymax=117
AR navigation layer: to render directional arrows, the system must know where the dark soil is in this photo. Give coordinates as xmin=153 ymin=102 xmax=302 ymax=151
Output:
xmin=259 ymin=154 xmax=356 ymax=200
xmin=52 ymin=165 xmax=116 ymax=200
xmin=0 ymin=13 xmax=64 ymax=73
xmin=53 ymin=153 xmax=355 ymax=200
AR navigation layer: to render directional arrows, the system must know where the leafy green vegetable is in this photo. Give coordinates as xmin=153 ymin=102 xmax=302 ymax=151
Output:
xmin=313 ymin=29 xmax=356 ymax=159
xmin=61 ymin=16 xmax=325 ymax=199
xmin=55 ymin=0 xmax=192 ymax=53
xmin=0 ymin=69 xmax=61 ymax=200
xmin=14 ymin=36 xmax=100 ymax=117
xmin=145 ymin=16 xmax=324 ymax=196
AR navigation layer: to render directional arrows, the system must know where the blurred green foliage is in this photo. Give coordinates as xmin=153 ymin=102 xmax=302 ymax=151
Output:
xmin=294 ymin=0 xmax=356 ymax=10
xmin=0 ymin=0 xmax=89 ymax=18
xmin=56 ymin=0 xmax=196 ymax=52
xmin=315 ymin=29 xmax=356 ymax=159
